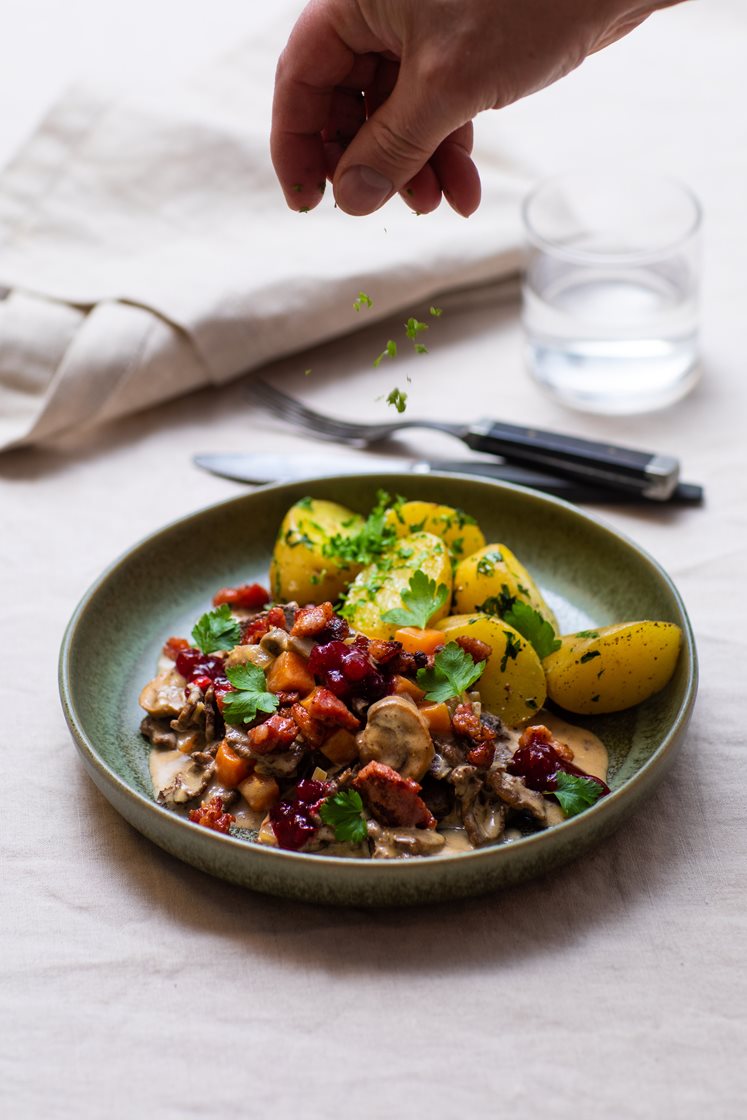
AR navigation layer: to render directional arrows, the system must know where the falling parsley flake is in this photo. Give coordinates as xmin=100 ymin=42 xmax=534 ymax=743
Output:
xmin=416 ymin=642 xmax=485 ymax=702
xmin=386 ymin=387 xmax=408 ymax=413
xmin=221 ymin=662 xmax=279 ymax=726
xmin=373 ymin=340 xmax=397 ymax=367
xmin=319 ymin=789 xmax=368 ymax=843
xmin=382 ymin=570 xmax=449 ymax=630
xmin=191 ymin=604 xmax=241 ymax=654
xmin=429 ymin=306 xmax=443 ymax=317
xmin=353 ymin=291 xmax=373 ymax=312
xmin=552 ymin=771 xmax=605 ymax=818
xmin=404 ymin=317 xmax=428 ymax=340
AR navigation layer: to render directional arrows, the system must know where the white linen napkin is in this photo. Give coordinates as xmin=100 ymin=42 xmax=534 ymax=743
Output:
xmin=0 ymin=16 xmax=528 ymax=452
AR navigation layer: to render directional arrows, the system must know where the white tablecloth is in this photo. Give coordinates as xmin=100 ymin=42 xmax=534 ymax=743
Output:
xmin=2 ymin=2 xmax=745 ymax=1117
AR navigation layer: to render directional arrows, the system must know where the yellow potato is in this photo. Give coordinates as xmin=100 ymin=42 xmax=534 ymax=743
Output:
xmin=384 ymin=500 xmax=486 ymax=564
xmin=453 ymin=543 xmax=558 ymax=630
xmin=343 ymin=532 xmax=452 ymax=640
xmin=269 ymin=498 xmax=364 ymax=605
xmin=435 ymin=613 xmax=547 ymax=727
xmin=543 ymin=620 xmax=683 ymax=714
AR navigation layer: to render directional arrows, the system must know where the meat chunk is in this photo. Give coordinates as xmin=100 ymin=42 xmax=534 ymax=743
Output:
xmin=248 ymin=713 xmax=298 ymax=754
xmin=188 ymin=796 xmax=235 ymax=834
xmin=291 ymin=602 xmax=336 ymax=637
xmin=451 ymin=702 xmax=497 ymax=769
xmin=302 ymin=687 xmax=360 ymax=732
xmin=454 ymin=636 xmax=492 ymax=662
xmin=485 ymin=769 xmax=549 ymax=825
xmin=356 ymin=694 xmax=435 ymax=782
xmin=518 ymin=722 xmax=575 ymax=763
xmin=352 ymin=761 xmax=436 ymax=829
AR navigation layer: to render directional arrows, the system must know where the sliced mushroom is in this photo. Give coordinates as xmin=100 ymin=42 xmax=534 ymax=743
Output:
xmin=367 ymin=821 xmax=446 ymax=859
xmin=259 ymin=628 xmax=290 ymax=657
xmin=224 ymin=644 xmax=275 ymax=671
xmin=486 ymin=769 xmax=548 ymax=825
xmin=139 ymin=668 xmax=186 ymax=718
xmin=149 ymin=749 xmax=212 ymax=806
xmin=356 ymin=694 xmax=434 ymax=782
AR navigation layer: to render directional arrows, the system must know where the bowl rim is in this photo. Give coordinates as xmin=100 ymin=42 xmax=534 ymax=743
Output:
xmin=58 ymin=472 xmax=698 ymax=878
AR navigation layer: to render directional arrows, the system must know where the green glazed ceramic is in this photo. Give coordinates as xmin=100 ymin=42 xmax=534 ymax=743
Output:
xmin=59 ymin=474 xmax=697 ymax=907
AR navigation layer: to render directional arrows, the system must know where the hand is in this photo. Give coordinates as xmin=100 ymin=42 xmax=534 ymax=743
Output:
xmin=271 ymin=0 xmax=684 ymax=217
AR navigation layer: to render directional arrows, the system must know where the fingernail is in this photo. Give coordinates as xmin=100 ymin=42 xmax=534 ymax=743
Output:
xmin=336 ymin=166 xmax=393 ymax=214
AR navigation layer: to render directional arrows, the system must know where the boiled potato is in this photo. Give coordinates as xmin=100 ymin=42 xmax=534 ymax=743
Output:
xmin=384 ymin=500 xmax=486 ymax=563
xmin=453 ymin=543 xmax=558 ymax=630
xmin=435 ymin=613 xmax=546 ymax=727
xmin=343 ymin=531 xmax=452 ymax=640
xmin=543 ymin=620 xmax=683 ymax=714
xmin=269 ymin=498 xmax=364 ymax=605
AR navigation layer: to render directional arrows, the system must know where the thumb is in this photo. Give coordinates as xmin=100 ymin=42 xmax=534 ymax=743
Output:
xmin=333 ymin=77 xmax=456 ymax=216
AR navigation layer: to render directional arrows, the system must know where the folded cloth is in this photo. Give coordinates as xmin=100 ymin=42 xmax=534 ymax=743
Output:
xmin=0 ymin=11 xmax=528 ymax=453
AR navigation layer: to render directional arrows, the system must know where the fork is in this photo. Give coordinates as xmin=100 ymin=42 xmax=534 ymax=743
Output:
xmin=247 ymin=378 xmax=680 ymax=500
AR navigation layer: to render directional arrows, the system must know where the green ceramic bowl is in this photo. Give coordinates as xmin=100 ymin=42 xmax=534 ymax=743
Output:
xmin=59 ymin=474 xmax=697 ymax=907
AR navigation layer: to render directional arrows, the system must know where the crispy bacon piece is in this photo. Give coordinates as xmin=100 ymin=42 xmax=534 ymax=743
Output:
xmin=388 ymin=648 xmax=430 ymax=677
xmin=454 ymin=635 xmax=492 ymax=663
xmin=352 ymin=761 xmax=436 ymax=829
xmin=290 ymin=703 xmax=327 ymax=748
xmin=162 ymin=636 xmax=190 ymax=660
xmin=188 ymin=796 xmax=235 ymax=834
xmin=303 ymin=686 xmax=360 ymax=731
xmin=248 ymin=713 xmax=299 ymax=754
xmin=212 ymin=582 xmax=270 ymax=610
xmin=291 ymin=601 xmax=335 ymax=637
xmin=368 ymin=638 xmax=403 ymax=665
xmin=242 ymin=605 xmax=288 ymax=644
xmin=452 ymin=702 xmax=497 ymax=769
xmin=518 ymin=723 xmax=574 ymax=763
xmin=273 ymin=690 xmax=301 ymax=706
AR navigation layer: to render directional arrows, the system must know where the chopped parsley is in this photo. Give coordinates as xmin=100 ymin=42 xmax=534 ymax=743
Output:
xmin=576 ymin=630 xmax=600 ymax=639
xmin=502 ymin=601 xmax=561 ymax=660
xmin=353 ymin=291 xmax=373 ymax=311
xmin=382 ymin=570 xmax=450 ymax=630
xmin=579 ymin=650 xmax=602 ymax=663
xmin=386 ymin=387 xmax=408 ymax=413
xmin=324 ymin=490 xmax=397 ymax=565
xmin=221 ymin=662 xmax=279 ymax=726
xmin=416 ymin=642 xmax=485 ymax=702
xmin=552 ymin=771 xmax=604 ymax=818
xmin=429 ymin=306 xmax=443 ymax=317
xmin=477 ymin=588 xmax=517 ymax=617
xmin=414 ymin=343 xmax=428 ymax=354
xmin=191 ymin=604 xmax=241 ymax=654
xmin=373 ymin=340 xmax=397 ymax=367
xmin=404 ymin=317 xmax=428 ymax=340
xmin=500 ymin=630 xmax=523 ymax=672
xmin=319 ymin=789 xmax=368 ymax=843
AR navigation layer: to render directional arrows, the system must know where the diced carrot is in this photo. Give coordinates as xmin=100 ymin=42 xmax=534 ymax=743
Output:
xmin=238 ymin=773 xmax=280 ymax=812
xmin=215 ymin=741 xmax=253 ymax=788
xmin=265 ymin=650 xmax=315 ymax=695
xmin=320 ymin=728 xmax=359 ymax=766
xmin=391 ymin=675 xmax=426 ymax=703
xmin=419 ymin=701 xmax=452 ymax=736
xmin=394 ymin=627 xmax=446 ymax=656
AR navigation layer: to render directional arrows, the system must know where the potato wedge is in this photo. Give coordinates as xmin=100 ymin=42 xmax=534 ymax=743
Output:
xmin=269 ymin=498 xmax=364 ymax=605
xmin=435 ymin=613 xmax=546 ymax=726
xmin=384 ymin=500 xmax=486 ymax=563
xmin=453 ymin=543 xmax=558 ymax=630
xmin=543 ymin=620 xmax=683 ymax=714
xmin=343 ymin=531 xmax=452 ymax=640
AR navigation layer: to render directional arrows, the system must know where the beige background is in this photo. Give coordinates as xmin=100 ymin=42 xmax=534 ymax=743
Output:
xmin=1 ymin=1 xmax=745 ymax=1117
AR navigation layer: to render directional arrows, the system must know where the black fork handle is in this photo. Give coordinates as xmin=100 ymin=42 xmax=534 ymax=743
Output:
xmin=464 ymin=420 xmax=679 ymax=500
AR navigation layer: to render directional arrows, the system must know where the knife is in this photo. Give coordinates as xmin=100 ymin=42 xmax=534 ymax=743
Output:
xmin=194 ymin=453 xmax=703 ymax=506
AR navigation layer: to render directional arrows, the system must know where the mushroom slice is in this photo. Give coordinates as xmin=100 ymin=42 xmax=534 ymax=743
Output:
xmin=356 ymin=694 xmax=434 ymax=782
xmin=149 ymin=749 xmax=212 ymax=806
xmin=368 ymin=822 xmax=446 ymax=859
xmin=139 ymin=668 xmax=186 ymax=718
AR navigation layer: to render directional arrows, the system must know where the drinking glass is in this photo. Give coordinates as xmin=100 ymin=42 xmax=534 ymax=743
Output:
xmin=521 ymin=172 xmax=702 ymax=415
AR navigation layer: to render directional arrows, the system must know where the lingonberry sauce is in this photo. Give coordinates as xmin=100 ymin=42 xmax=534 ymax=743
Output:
xmin=509 ymin=739 xmax=609 ymax=795
xmin=269 ymin=779 xmax=331 ymax=851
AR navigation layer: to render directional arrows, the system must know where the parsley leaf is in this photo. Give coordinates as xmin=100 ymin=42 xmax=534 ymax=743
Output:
xmin=386 ymin=387 xmax=408 ymax=413
xmin=416 ymin=641 xmax=485 ymax=702
xmin=404 ymin=317 xmax=428 ymax=340
xmin=191 ymin=604 xmax=241 ymax=654
xmin=429 ymin=306 xmax=443 ymax=317
xmin=382 ymin=570 xmax=450 ymax=630
xmin=552 ymin=771 xmax=604 ymax=818
xmin=502 ymin=601 xmax=561 ymax=660
xmin=323 ymin=490 xmax=397 ymax=565
xmin=319 ymin=789 xmax=368 ymax=843
xmin=353 ymin=291 xmax=373 ymax=311
xmin=221 ymin=662 xmax=279 ymax=726
xmin=373 ymin=339 xmax=397 ymax=367
xmin=500 ymin=630 xmax=523 ymax=672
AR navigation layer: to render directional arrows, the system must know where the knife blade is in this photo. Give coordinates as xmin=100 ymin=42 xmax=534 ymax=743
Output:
xmin=193 ymin=453 xmax=703 ymax=506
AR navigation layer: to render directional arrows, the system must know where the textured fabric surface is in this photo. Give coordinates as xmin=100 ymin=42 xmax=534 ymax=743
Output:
xmin=2 ymin=2 xmax=746 ymax=1118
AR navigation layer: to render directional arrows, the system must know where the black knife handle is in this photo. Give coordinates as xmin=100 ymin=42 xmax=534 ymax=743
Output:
xmin=433 ymin=460 xmax=703 ymax=505
xmin=464 ymin=420 xmax=679 ymax=500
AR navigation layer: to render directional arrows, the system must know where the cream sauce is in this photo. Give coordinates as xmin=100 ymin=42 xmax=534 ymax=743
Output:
xmin=531 ymin=711 xmax=608 ymax=783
